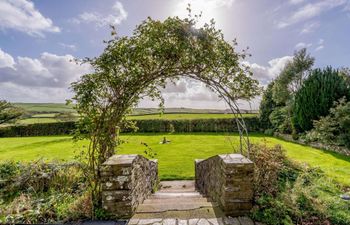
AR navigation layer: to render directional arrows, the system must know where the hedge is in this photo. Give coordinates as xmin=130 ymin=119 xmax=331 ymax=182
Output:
xmin=0 ymin=117 xmax=261 ymax=137
xmin=0 ymin=122 xmax=76 ymax=137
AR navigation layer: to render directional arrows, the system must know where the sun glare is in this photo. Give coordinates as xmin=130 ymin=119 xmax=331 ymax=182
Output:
xmin=173 ymin=0 xmax=234 ymax=27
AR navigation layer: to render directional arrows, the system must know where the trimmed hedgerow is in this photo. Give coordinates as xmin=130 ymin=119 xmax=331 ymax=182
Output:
xmin=128 ymin=117 xmax=261 ymax=133
xmin=0 ymin=122 xmax=76 ymax=137
xmin=0 ymin=117 xmax=261 ymax=137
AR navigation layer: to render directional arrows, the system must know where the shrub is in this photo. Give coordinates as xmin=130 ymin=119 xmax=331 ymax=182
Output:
xmin=250 ymin=142 xmax=297 ymax=198
xmin=264 ymin=129 xmax=274 ymax=136
xmin=67 ymin=192 xmax=92 ymax=221
xmin=269 ymin=106 xmax=292 ymax=133
xmin=306 ymin=97 xmax=350 ymax=148
xmin=0 ymin=161 xmax=88 ymax=224
xmin=293 ymin=67 xmax=350 ymax=132
xmin=250 ymin=144 xmax=350 ymax=225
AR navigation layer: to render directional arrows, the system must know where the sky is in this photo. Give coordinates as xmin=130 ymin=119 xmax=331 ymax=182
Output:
xmin=0 ymin=0 xmax=349 ymax=109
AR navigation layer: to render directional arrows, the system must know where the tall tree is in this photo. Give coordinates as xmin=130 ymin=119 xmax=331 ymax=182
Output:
xmin=293 ymin=67 xmax=350 ymax=132
xmin=259 ymin=81 xmax=277 ymax=129
xmin=269 ymin=48 xmax=314 ymax=134
xmin=272 ymin=48 xmax=315 ymax=104
xmin=0 ymin=100 xmax=23 ymax=124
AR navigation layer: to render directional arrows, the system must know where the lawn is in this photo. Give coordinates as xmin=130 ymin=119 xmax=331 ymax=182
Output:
xmin=0 ymin=133 xmax=349 ymax=185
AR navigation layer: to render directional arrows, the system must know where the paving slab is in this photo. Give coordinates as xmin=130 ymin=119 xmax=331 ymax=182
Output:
xmin=223 ymin=217 xmax=240 ymax=225
xmin=207 ymin=218 xmax=224 ymax=225
xmin=197 ymin=219 xmax=210 ymax=225
xmin=158 ymin=180 xmax=196 ymax=193
xmin=237 ymin=217 xmax=254 ymax=225
xmin=138 ymin=219 xmax=163 ymax=225
xmin=163 ymin=219 xmax=176 ymax=225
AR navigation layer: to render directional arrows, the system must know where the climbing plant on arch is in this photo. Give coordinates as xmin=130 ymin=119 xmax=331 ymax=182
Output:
xmin=71 ymin=16 xmax=260 ymax=208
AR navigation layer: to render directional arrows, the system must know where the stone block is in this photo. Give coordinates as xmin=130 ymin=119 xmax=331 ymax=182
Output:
xmin=195 ymin=154 xmax=254 ymax=216
xmin=101 ymin=154 xmax=159 ymax=219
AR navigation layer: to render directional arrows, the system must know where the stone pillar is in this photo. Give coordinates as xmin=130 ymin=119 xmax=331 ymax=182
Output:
xmin=100 ymin=154 xmax=158 ymax=218
xmin=195 ymin=154 xmax=254 ymax=216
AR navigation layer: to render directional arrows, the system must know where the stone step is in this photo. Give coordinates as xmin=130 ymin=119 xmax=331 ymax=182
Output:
xmin=131 ymin=206 xmax=226 ymax=220
xmin=135 ymin=181 xmax=220 ymax=218
xmin=143 ymin=196 xmax=213 ymax=204
xmin=149 ymin=192 xmax=204 ymax=199
xmin=158 ymin=180 xmax=196 ymax=193
xmin=136 ymin=201 xmax=217 ymax=213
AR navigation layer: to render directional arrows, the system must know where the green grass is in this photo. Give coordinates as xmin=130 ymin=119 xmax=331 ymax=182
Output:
xmin=16 ymin=118 xmax=59 ymax=124
xmin=0 ymin=133 xmax=349 ymax=185
xmin=14 ymin=103 xmax=75 ymax=113
xmin=13 ymin=113 xmax=257 ymax=125
xmin=31 ymin=113 xmax=58 ymax=118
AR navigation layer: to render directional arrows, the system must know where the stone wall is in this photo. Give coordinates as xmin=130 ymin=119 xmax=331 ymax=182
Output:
xmin=195 ymin=154 xmax=254 ymax=216
xmin=100 ymin=154 xmax=158 ymax=218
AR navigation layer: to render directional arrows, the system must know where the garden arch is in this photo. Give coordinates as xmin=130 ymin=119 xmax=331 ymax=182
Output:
xmin=71 ymin=16 xmax=259 ymax=207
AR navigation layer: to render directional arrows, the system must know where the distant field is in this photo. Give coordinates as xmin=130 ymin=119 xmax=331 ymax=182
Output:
xmin=14 ymin=103 xmax=75 ymax=113
xmin=31 ymin=113 xmax=58 ymax=118
xmin=9 ymin=103 xmax=258 ymax=125
xmin=12 ymin=113 xmax=257 ymax=124
xmin=16 ymin=118 xmax=59 ymax=124
xmin=0 ymin=133 xmax=349 ymax=185
xmin=14 ymin=103 xmax=257 ymax=114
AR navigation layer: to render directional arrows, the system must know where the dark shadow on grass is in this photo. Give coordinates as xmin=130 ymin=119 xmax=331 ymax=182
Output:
xmin=14 ymin=137 xmax=73 ymax=150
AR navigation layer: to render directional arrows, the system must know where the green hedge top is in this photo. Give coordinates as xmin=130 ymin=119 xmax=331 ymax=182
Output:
xmin=0 ymin=117 xmax=261 ymax=137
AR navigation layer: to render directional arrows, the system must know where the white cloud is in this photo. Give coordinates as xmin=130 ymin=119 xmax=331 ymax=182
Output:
xmin=0 ymin=50 xmax=91 ymax=88
xmin=73 ymin=1 xmax=127 ymax=27
xmin=0 ymin=50 xmax=92 ymax=102
xmin=138 ymin=78 xmax=224 ymax=109
xmin=277 ymin=0 xmax=347 ymax=28
xmin=314 ymin=38 xmax=325 ymax=51
xmin=138 ymin=77 xmax=261 ymax=110
xmin=0 ymin=82 xmax=73 ymax=103
xmin=155 ymin=79 xmax=219 ymax=102
xmin=162 ymin=80 xmax=187 ymax=93
xmin=0 ymin=0 xmax=60 ymax=37
xmin=289 ymin=0 xmax=305 ymax=5
xmin=295 ymin=42 xmax=312 ymax=49
xmin=246 ymin=56 xmax=293 ymax=85
xmin=315 ymin=45 xmax=324 ymax=51
xmin=59 ymin=43 xmax=77 ymax=51
xmin=0 ymin=48 xmax=15 ymax=68
xmin=300 ymin=21 xmax=320 ymax=34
